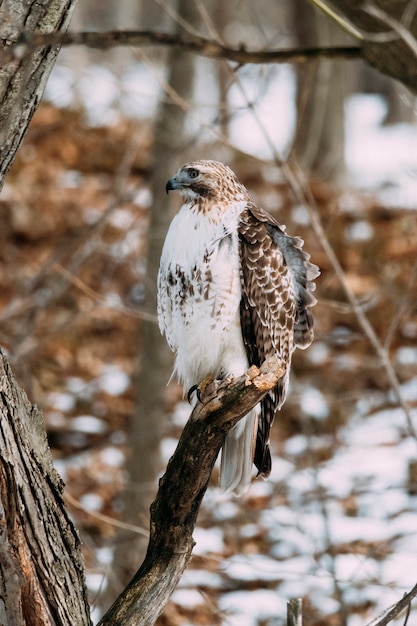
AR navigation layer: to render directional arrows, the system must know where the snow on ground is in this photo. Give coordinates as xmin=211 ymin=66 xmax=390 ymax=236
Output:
xmin=219 ymin=589 xmax=287 ymax=626
xmin=345 ymin=94 xmax=417 ymax=206
xmin=172 ymin=378 xmax=417 ymax=625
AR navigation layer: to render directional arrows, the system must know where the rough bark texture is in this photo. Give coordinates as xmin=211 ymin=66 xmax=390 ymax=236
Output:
xmin=0 ymin=349 xmax=92 ymax=625
xmin=98 ymin=357 xmax=285 ymax=626
xmin=0 ymin=0 xmax=78 ymax=191
xmin=312 ymin=0 xmax=417 ymax=92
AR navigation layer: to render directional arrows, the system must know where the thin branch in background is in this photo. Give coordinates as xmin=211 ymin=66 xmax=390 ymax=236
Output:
xmin=362 ymin=2 xmax=417 ymax=51
xmin=65 ymin=492 xmax=149 ymax=536
xmin=308 ymin=0 xmax=364 ymax=40
xmin=402 ymin=0 xmax=417 ymax=32
xmin=54 ymin=264 xmax=157 ymax=323
xmin=403 ymin=599 xmax=411 ymax=626
xmin=2 ymin=122 xmax=144 ymax=307
xmin=3 ymin=29 xmax=363 ymax=67
xmin=247 ymin=0 xmax=275 ymax=46
xmin=306 ymin=451 xmax=346 ymax=619
xmin=152 ymin=0 xmax=202 ymax=38
xmin=366 ymin=583 xmax=417 ymax=626
xmin=194 ymin=0 xmax=222 ymax=43
xmin=281 ymin=159 xmax=417 ymax=441
xmin=383 ymin=260 xmax=417 ymax=352
xmin=225 ymin=64 xmax=286 ymax=164
xmin=130 ymin=46 xmax=257 ymax=159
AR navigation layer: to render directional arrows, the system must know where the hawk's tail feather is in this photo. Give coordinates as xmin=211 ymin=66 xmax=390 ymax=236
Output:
xmin=254 ymin=392 xmax=276 ymax=477
xmin=220 ymin=410 xmax=257 ymax=496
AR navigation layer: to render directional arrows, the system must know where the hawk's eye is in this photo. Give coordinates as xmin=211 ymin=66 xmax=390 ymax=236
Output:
xmin=189 ymin=169 xmax=199 ymax=179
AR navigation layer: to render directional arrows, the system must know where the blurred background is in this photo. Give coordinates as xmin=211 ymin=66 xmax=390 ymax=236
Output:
xmin=1 ymin=1 xmax=417 ymax=624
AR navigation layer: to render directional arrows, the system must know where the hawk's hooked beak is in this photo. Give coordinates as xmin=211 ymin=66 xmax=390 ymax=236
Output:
xmin=166 ymin=176 xmax=182 ymax=194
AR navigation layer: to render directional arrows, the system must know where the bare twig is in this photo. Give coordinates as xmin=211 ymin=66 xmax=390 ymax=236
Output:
xmin=65 ymin=492 xmax=149 ymax=537
xmin=308 ymin=0 xmax=364 ymax=40
xmin=366 ymin=583 xmax=417 ymax=626
xmin=362 ymin=2 xmax=417 ymax=51
xmin=54 ymin=264 xmax=157 ymax=323
xmin=384 ymin=261 xmax=417 ymax=352
xmin=152 ymin=0 xmax=202 ymax=38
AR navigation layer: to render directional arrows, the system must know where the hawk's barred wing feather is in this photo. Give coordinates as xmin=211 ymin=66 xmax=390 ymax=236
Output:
xmin=238 ymin=204 xmax=319 ymax=477
xmin=265 ymin=224 xmax=319 ymax=349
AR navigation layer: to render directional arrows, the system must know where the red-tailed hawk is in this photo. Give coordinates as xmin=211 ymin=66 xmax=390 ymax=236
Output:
xmin=157 ymin=160 xmax=319 ymax=495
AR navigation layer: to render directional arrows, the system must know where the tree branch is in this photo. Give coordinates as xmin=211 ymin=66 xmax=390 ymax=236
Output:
xmin=4 ymin=29 xmax=362 ymax=66
xmin=366 ymin=582 xmax=417 ymax=626
xmin=98 ymin=356 xmax=285 ymax=626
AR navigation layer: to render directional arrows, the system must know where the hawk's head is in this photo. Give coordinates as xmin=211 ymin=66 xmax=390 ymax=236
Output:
xmin=166 ymin=160 xmax=249 ymax=205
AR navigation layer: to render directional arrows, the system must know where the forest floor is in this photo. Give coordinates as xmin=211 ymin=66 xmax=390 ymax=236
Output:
xmin=1 ymin=103 xmax=417 ymax=626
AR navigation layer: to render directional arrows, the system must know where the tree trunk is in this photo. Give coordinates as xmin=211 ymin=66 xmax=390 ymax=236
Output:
xmin=0 ymin=0 xmax=78 ymax=191
xmin=0 ymin=349 xmax=91 ymax=625
xmin=292 ymin=0 xmax=353 ymax=182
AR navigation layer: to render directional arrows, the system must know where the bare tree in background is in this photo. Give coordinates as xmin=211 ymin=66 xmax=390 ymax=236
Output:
xmin=291 ymin=0 xmax=354 ymax=182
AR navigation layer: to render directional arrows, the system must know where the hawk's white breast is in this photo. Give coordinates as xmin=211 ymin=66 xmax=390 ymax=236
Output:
xmin=157 ymin=201 xmax=249 ymax=391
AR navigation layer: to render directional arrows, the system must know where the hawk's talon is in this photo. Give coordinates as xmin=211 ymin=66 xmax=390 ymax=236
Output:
xmin=187 ymin=376 xmax=214 ymax=404
xmin=187 ymin=384 xmax=201 ymax=404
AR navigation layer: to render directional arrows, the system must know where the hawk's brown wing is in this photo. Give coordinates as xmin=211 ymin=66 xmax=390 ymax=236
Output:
xmin=238 ymin=204 xmax=319 ymax=477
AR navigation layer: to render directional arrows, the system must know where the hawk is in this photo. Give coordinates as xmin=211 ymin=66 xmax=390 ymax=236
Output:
xmin=157 ymin=160 xmax=319 ymax=495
